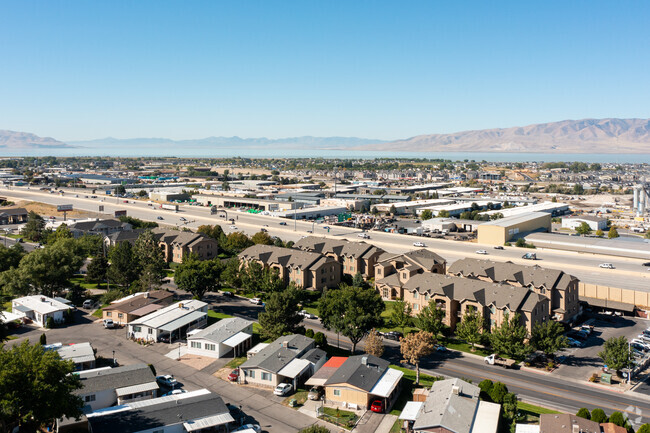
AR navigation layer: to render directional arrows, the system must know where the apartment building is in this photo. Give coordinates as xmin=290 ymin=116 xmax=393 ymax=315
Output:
xmin=238 ymin=244 xmax=341 ymax=290
xmin=375 ymin=249 xmax=447 ymax=301
xmin=293 ymin=236 xmax=384 ymax=279
xmin=448 ymin=258 xmax=580 ymax=323
xmin=152 ymin=229 xmax=219 ymax=263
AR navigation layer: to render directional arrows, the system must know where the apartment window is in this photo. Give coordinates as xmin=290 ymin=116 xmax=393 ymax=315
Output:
xmin=106 ymin=311 xmax=112 ymax=317
xmin=412 ymin=292 xmax=419 ymax=300
xmin=261 ymin=372 xmax=272 ymax=381
xmin=424 ymin=293 xmax=430 ymax=301
xmin=490 ymin=306 xmax=496 ymax=315
xmin=191 ymin=341 xmax=201 ymax=349
xmin=413 ymin=304 xmax=419 ymax=311
xmin=296 ymin=268 xmax=300 ymax=274
xmin=85 ymin=394 xmax=96 ymax=402
xmin=205 ymin=344 xmax=216 ymax=351
xmin=382 ymin=288 xmax=389 ymax=299
xmin=321 ymin=278 xmax=326 ymax=283
xmin=334 ymin=389 xmax=341 ymax=396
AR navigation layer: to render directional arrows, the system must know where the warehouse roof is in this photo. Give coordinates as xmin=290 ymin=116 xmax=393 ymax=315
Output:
xmin=479 ymin=211 xmax=550 ymax=228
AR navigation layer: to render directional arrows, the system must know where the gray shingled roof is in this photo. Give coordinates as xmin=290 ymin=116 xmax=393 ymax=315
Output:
xmin=324 ymin=355 xmax=389 ymax=392
xmin=412 ymin=378 xmax=480 ymax=432
xmin=293 ymin=236 xmax=384 ymax=260
xmin=240 ymin=334 xmax=314 ymax=373
xmin=187 ymin=317 xmax=253 ymax=344
xmin=87 ymin=392 xmax=229 ymax=433
xmin=377 ymin=249 xmax=446 ymax=272
xmin=448 ymin=258 xmax=576 ymax=291
xmin=151 ymin=229 xmax=215 ymax=247
xmin=402 ymin=273 xmax=547 ymax=312
xmin=239 ymin=244 xmax=333 ymax=271
xmin=75 ymin=364 xmax=155 ymax=395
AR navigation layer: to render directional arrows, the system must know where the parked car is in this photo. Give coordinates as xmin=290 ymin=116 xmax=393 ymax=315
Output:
xmin=631 ymin=342 xmax=649 ymax=353
xmin=156 ymin=375 xmax=177 ymax=387
xmin=250 ymin=298 xmax=263 ymax=305
xmin=599 ymin=263 xmax=615 ymax=269
xmin=308 ymin=386 xmax=324 ymax=401
xmin=370 ymin=399 xmax=385 ymax=413
xmin=299 ymin=310 xmax=317 ymax=319
xmin=475 ymin=250 xmax=488 ymax=255
xmin=413 ymin=241 xmax=426 ymax=247
xmin=567 ymin=338 xmax=584 ymax=348
xmin=567 ymin=331 xmax=587 ymax=341
xmin=227 ymin=369 xmax=239 ymax=382
xmin=322 ymin=225 xmax=330 ymax=229
xmin=384 ymin=331 xmax=403 ymax=341
xmin=233 ymin=425 xmax=262 ymax=433
xmin=82 ymin=299 xmax=93 ymax=309
xmin=631 ymin=339 xmax=650 ymax=350
xmin=103 ymin=319 xmax=114 ymax=329
xmin=222 ymin=291 xmax=234 ymax=298
xmin=274 ymin=383 xmax=293 ymax=396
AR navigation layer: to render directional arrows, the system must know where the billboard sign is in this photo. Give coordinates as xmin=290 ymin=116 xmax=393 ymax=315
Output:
xmin=57 ymin=204 xmax=73 ymax=212
xmin=114 ymin=210 xmax=127 ymax=217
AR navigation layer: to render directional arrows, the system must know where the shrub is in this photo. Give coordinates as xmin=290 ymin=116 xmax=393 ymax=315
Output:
xmin=576 ymin=408 xmax=591 ymax=420
xmin=45 ymin=316 xmax=54 ymax=329
xmin=637 ymin=424 xmax=650 ymax=433
xmin=609 ymin=411 xmax=626 ymax=427
xmin=478 ymin=379 xmax=493 ymax=401
xmin=591 ymin=408 xmax=608 ymax=423
xmin=39 ymin=333 xmax=47 ymax=345
xmin=305 ymin=329 xmax=315 ymax=338
xmin=299 ymin=427 xmax=331 ymax=433
xmin=314 ymin=332 xmax=327 ymax=349
xmin=488 ymin=382 xmax=508 ymax=404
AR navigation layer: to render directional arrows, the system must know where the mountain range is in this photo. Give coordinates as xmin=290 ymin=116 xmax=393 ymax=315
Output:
xmin=2 ymin=118 xmax=650 ymax=155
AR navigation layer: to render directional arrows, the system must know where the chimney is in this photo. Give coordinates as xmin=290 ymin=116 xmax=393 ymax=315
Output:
xmin=41 ymin=297 xmax=46 ymax=302
xmin=179 ymin=303 xmax=183 ymax=309
xmin=282 ymin=341 xmax=288 ymax=348
xmin=361 ymin=356 xmax=368 ymax=366
xmin=452 ymin=385 xmax=460 ymax=395
xmin=144 ymin=292 xmax=149 ymax=299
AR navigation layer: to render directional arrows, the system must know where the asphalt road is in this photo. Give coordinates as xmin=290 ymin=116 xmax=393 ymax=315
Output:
xmin=6 ymin=186 xmax=650 ymax=292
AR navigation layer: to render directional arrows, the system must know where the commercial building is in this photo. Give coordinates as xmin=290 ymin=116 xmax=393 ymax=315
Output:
xmin=11 ymin=295 xmax=71 ymax=328
xmin=375 ymin=249 xmax=447 ymax=301
xmin=561 ymin=215 xmax=608 ymax=231
xmin=102 ymin=290 xmax=175 ymax=325
xmin=324 ymin=355 xmax=403 ymax=411
xmin=193 ymin=194 xmax=294 ymax=211
xmin=240 ymin=334 xmax=325 ymax=389
xmin=405 ymin=378 xmax=500 ymax=433
xmin=273 ymin=205 xmax=348 ymax=220
xmin=483 ymin=201 xmax=569 ymax=218
xmin=293 ymin=236 xmax=385 ymax=279
xmin=127 ymin=300 xmax=208 ymax=343
xmin=399 ymin=273 xmax=550 ymax=334
xmin=85 ymin=389 xmax=234 ymax=433
xmin=448 ymin=258 xmax=580 ymax=323
xmin=0 ymin=207 xmax=28 ymax=225
xmin=187 ymin=317 xmax=254 ymax=359
xmin=239 ymin=244 xmax=341 ymax=290
xmin=477 ymin=212 xmax=552 ymax=245
xmin=74 ymin=364 xmax=159 ymax=411
xmin=373 ymin=199 xmax=455 ymax=215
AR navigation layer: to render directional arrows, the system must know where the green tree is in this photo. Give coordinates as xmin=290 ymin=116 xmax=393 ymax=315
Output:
xmin=531 ymin=320 xmax=569 ymax=358
xmin=609 ymin=411 xmax=626 ymax=427
xmin=415 ymin=300 xmax=444 ymax=338
xmin=175 ymin=255 xmax=223 ymax=299
xmin=420 ymin=209 xmax=433 ymax=220
xmin=258 ymin=288 xmax=303 ymax=340
xmin=138 ymin=189 xmax=148 ymax=197
xmin=319 ymin=284 xmax=385 ymax=353
xmin=478 ymin=379 xmax=493 ymax=401
xmin=515 ymin=238 xmax=527 ymax=247
xmin=575 ymin=222 xmax=592 ymax=236
xmin=313 ymin=331 xmax=327 ymax=349
xmin=225 ymin=232 xmax=254 ymax=253
xmin=637 ymin=424 xmax=650 ymax=433
xmin=0 ymin=340 xmax=83 ymax=432
xmin=576 ymin=408 xmax=591 ymax=420
xmin=118 ymin=216 xmax=158 ymax=229
xmin=438 ymin=210 xmax=450 ymax=218
xmin=0 ymin=244 xmax=25 ymax=272
xmin=572 ymin=184 xmax=584 ymax=195
xmin=197 ymin=224 xmax=226 ymax=242
xmin=351 ymin=272 xmax=365 ymax=288
xmin=133 ymin=230 xmax=166 ymax=290
xmin=47 ymin=223 xmax=73 ymax=244
xmin=599 ymin=336 xmax=631 ymax=372
xmin=39 ymin=333 xmax=46 ymax=345
xmin=20 ymin=211 xmax=46 ymax=242
xmin=608 ymin=226 xmax=620 ymax=239
xmin=261 ymin=267 xmax=285 ymax=293
xmin=251 ymin=231 xmax=273 ymax=245
xmin=390 ymin=300 xmax=412 ymax=334
xmin=221 ymin=258 xmax=242 ymax=288
xmin=86 ymin=254 xmax=109 ymax=284
xmin=107 ymin=241 xmax=139 ymax=289
xmin=241 ymin=260 xmax=265 ymax=293
xmin=455 ymin=309 xmax=483 ymax=349
xmin=591 ymin=408 xmax=608 ymax=423
xmin=502 ymin=392 xmax=518 ymax=427
xmin=488 ymin=381 xmax=509 ymax=404
xmin=389 ymin=205 xmax=397 ymax=214
xmin=489 ymin=313 xmax=531 ymax=359
xmin=596 ymin=229 xmax=604 ymax=237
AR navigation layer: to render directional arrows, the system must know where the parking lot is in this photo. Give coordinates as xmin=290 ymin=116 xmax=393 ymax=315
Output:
xmin=554 ymin=313 xmax=650 ymax=386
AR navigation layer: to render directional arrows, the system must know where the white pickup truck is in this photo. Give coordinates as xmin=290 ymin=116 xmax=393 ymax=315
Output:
xmin=484 ymin=354 xmax=516 ymax=369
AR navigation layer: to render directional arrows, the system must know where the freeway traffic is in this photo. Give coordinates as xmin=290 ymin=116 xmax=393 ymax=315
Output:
xmin=5 ymin=186 xmax=650 ymax=292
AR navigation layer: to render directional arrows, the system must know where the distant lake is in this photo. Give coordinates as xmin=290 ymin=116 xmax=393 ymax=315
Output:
xmin=5 ymin=146 xmax=650 ymax=163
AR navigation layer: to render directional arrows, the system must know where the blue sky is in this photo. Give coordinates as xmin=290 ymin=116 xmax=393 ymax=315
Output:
xmin=1 ymin=1 xmax=649 ymax=141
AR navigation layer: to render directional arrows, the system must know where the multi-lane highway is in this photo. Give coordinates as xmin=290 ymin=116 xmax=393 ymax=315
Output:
xmin=5 ymin=186 xmax=650 ymax=292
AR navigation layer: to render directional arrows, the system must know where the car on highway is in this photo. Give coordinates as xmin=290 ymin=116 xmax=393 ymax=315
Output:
xmin=599 ymin=263 xmax=615 ymax=269
xmin=643 ymin=262 xmax=650 ymax=267
xmin=358 ymin=233 xmax=370 ymax=239
xmin=413 ymin=241 xmax=426 ymax=247
xmin=233 ymin=424 xmax=262 ymax=433
xmin=322 ymin=225 xmax=330 ymax=230
xmin=494 ymin=246 xmax=504 ymax=250
xmin=179 ymin=217 xmax=186 ymax=221
xmin=274 ymin=383 xmax=293 ymax=396
xmin=157 ymin=216 xmax=164 ymax=220
xmin=260 ymin=228 xmax=267 ymax=232
xmin=250 ymin=298 xmax=263 ymax=305
xmin=103 ymin=319 xmax=114 ymax=329
xmin=308 ymin=386 xmax=324 ymax=401
xmin=475 ymin=250 xmax=488 ymax=255
xmin=229 ymin=225 xmax=237 ymax=229
xmin=306 ymin=230 xmax=312 ymax=233
xmin=227 ymin=369 xmax=239 ymax=382
xmin=156 ymin=375 xmax=177 ymax=387
xmin=279 ymin=222 xmax=287 ymax=226
xmin=299 ymin=310 xmax=317 ymax=319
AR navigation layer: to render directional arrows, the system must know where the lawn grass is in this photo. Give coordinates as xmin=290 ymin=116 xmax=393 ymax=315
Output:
xmin=389 ymin=419 xmax=402 ymax=433
xmin=92 ymin=306 xmax=106 ymax=318
xmin=320 ymin=407 xmax=358 ymax=430
xmin=283 ymin=388 xmax=308 ymax=409
xmin=2 ymin=300 xmax=11 ymax=311
xmin=441 ymin=337 xmax=493 ymax=357
xmin=226 ymin=356 xmax=247 ymax=369
xmin=165 ymin=269 xmax=175 ymax=278
xmin=69 ymin=276 xmax=101 ymax=291
xmin=516 ymin=401 xmax=562 ymax=424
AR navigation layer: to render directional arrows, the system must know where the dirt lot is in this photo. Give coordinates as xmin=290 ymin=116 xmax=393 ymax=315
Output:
xmin=12 ymin=200 xmax=96 ymax=219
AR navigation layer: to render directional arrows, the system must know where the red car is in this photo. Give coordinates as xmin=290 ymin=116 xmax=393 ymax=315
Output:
xmin=370 ymin=399 xmax=384 ymax=413
xmin=228 ymin=369 xmax=239 ymax=382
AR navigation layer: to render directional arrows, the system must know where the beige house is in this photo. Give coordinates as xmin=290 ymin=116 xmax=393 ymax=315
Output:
xmin=324 ymin=355 xmax=403 ymax=411
xmin=239 ymin=244 xmax=341 ymax=290
xmin=400 ymin=273 xmax=549 ymax=334
xmin=293 ymin=236 xmax=385 ymax=279
xmin=448 ymin=258 xmax=580 ymax=323
xmin=152 ymin=229 xmax=219 ymax=263
xmin=102 ymin=290 xmax=174 ymax=325
xmin=375 ymin=249 xmax=447 ymax=300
